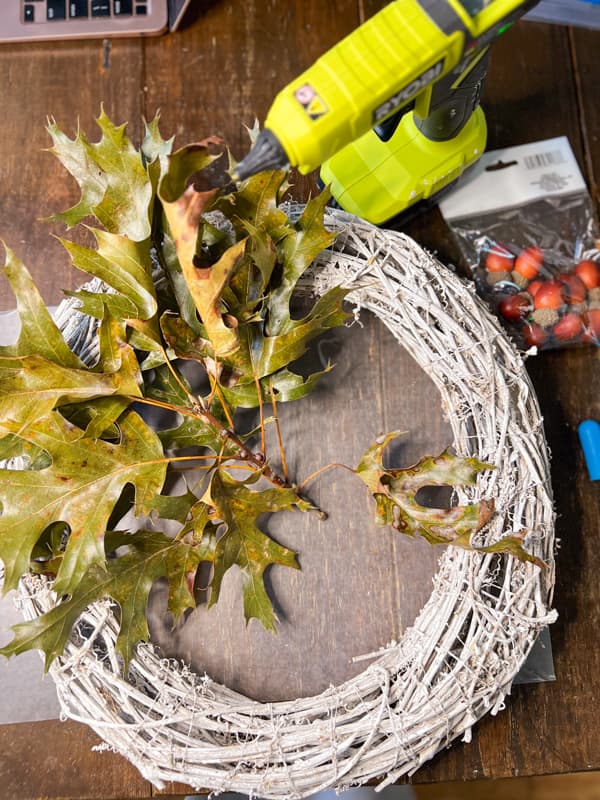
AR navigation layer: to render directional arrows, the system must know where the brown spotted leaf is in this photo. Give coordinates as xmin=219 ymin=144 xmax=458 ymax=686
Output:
xmin=0 ymin=410 xmax=167 ymax=596
xmin=158 ymin=141 xmax=244 ymax=356
xmin=356 ymin=433 xmax=544 ymax=566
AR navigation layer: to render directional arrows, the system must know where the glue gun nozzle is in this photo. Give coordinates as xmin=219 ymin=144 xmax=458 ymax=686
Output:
xmin=232 ymin=129 xmax=290 ymax=182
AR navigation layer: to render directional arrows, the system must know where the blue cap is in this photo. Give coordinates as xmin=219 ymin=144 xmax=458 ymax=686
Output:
xmin=578 ymin=420 xmax=600 ymax=481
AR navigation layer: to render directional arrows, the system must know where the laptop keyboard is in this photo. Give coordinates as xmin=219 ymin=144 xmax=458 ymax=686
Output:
xmin=22 ymin=1 xmax=149 ymax=23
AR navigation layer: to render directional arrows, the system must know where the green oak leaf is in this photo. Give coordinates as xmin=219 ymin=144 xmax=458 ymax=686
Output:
xmin=216 ymin=285 xmax=349 ymax=408
xmin=141 ymin=113 xmax=174 ymax=167
xmin=267 ymin=190 xmax=337 ymax=335
xmin=0 ymin=353 xmax=139 ymax=429
xmin=356 ymin=433 xmax=544 ymax=567
xmin=57 ymin=315 xmax=141 ymax=438
xmin=148 ymin=490 xmax=198 ymax=524
xmin=0 ymin=312 xmax=141 ymax=433
xmin=0 ymin=409 xmax=167 ymax=596
xmin=203 ymin=469 xmax=309 ymax=631
xmin=254 ymin=285 xmax=350 ymax=377
xmin=145 ymin=361 xmax=239 ymax=457
xmin=159 ymin=233 xmax=204 ymax=335
xmin=46 ymin=109 xmax=153 ymax=241
xmin=220 ymin=169 xmax=289 ymax=242
xmin=57 ymin=228 xmax=156 ymax=321
xmin=226 ymin=221 xmax=278 ymax=312
xmin=160 ymin=312 xmax=212 ymax=361
xmin=0 ymin=530 xmax=205 ymax=671
xmin=178 ymin=498 xmax=220 ymax=548
xmin=58 ymin=397 xmax=128 ymax=440
xmin=0 ymin=246 xmax=83 ymax=367
xmin=0 ymin=434 xmax=50 ymax=470
xmin=220 ymin=364 xmax=333 ymax=408
xmin=160 ymin=292 xmax=344 ymax=410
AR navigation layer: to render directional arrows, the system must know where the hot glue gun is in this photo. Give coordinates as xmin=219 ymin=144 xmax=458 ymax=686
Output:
xmin=232 ymin=0 xmax=539 ymax=225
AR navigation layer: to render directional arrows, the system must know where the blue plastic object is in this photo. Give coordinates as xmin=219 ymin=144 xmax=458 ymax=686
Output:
xmin=578 ymin=420 xmax=600 ymax=481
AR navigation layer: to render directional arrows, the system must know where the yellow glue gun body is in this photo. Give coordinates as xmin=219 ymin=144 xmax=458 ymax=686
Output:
xmin=239 ymin=0 xmax=537 ymax=225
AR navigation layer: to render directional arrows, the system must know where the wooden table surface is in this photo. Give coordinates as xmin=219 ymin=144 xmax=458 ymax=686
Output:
xmin=0 ymin=3 xmax=599 ymax=799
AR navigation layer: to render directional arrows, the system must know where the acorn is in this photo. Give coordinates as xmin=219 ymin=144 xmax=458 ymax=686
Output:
xmin=588 ymin=287 xmax=600 ymax=306
xmin=553 ymin=311 xmax=584 ymax=342
xmin=511 ymin=270 xmax=530 ymax=290
xmin=514 ymin=246 xmax=543 ymax=281
xmin=486 ymin=270 xmax=511 ymax=286
xmin=531 ymin=307 xmax=559 ymax=328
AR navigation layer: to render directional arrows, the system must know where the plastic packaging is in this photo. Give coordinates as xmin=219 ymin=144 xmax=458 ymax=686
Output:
xmin=525 ymin=0 xmax=600 ymax=30
xmin=440 ymin=137 xmax=600 ymax=352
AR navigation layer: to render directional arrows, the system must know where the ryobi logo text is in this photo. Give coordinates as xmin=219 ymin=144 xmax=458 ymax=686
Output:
xmin=294 ymin=84 xmax=328 ymax=120
xmin=373 ymin=59 xmax=444 ymax=123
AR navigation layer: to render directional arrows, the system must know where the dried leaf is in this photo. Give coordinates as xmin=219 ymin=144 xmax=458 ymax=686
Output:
xmin=356 ymin=433 xmax=543 ymax=566
xmin=159 ymin=142 xmax=244 ymax=356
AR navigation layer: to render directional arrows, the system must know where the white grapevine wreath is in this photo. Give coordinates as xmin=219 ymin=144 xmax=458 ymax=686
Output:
xmin=11 ymin=206 xmax=556 ymax=798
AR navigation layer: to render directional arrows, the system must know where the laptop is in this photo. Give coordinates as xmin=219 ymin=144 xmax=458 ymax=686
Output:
xmin=0 ymin=0 xmax=193 ymax=43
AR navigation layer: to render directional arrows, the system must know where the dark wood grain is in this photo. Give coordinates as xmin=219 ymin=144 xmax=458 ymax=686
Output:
xmin=142 ymin=0 xmax=365 ymax=157
xmin=571 ymin=27 xmax=600 ymax=214
xmin=0 ymin=719 xmax=150 ymax=800
xmin=0 ymin=4 xmax=599 ymax=799
xmin=0 ymin=38 xmax=144 ymax=310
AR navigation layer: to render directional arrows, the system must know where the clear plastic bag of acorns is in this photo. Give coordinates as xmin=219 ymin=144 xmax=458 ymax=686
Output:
xmin=476 ymin=223 xmax=600 ymax=350
xmin=441 ymin=138 xmax=600 ymax=351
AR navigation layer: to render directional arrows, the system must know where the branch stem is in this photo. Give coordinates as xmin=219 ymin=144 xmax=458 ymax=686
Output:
xmin=209 ymin=372 xmax=235 ymax=429
xmin=254 ymin=373 xmax=266 ymax=457
xmin=298 ymin=462 xmax=355 ymax=493
xmin=270 ymin=379 xmax=289 ymax=484
xmin=129 ymin=395 xmax=290 ymax=489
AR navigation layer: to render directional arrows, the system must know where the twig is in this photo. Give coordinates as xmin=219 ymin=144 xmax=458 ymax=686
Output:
xmin=298 ymin=462 xmax=356 ymax=493
xmin=254 ymin=373 xmax=266 ymax=457
xmin=269 ymin=378 xmax=289 ymax=483
xmin=130 ymin=395 xmax=290 ymax=489
xmin=203 ymin=354 xmax=235 ymax=428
